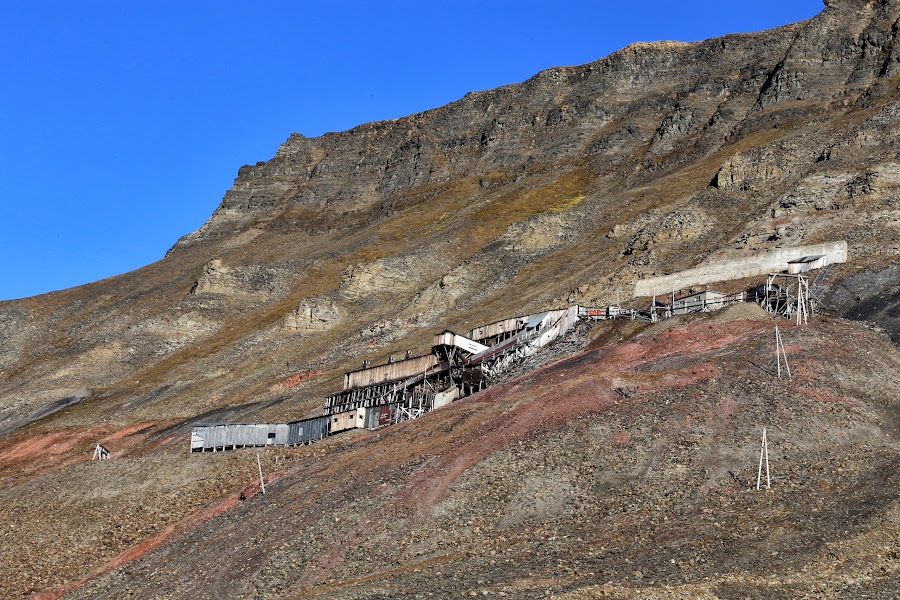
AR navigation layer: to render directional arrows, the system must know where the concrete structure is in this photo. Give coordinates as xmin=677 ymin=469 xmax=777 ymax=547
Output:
xmin=787 ymin=255 xmax=827 ymax=274
xmin=633 ymin=241 xmax=847 ymax=298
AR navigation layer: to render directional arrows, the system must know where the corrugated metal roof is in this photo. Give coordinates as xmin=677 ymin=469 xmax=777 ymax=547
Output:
xmin=525 ymin=312 xmax=550 ymax=329
xmin=788 ymin=255 xmax=825 ymax=263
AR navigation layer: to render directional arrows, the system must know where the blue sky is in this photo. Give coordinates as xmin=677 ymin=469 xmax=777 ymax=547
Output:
xmin=0 ymin=1 xmax=823 ymax=301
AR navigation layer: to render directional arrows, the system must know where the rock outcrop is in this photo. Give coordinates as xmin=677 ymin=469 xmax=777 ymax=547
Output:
xmin=282 ymin=298 xmax=344 ymax=331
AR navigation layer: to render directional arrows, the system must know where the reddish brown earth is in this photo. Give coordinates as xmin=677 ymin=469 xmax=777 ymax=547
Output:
xmin=0 ymin=420 xmax=173 ymax=489
xmin=4 ymin=309 xmax=889 ymax=599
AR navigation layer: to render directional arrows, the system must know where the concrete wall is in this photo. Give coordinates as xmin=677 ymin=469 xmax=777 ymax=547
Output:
xmin=633 ymin=241 xmax=847 ymax=298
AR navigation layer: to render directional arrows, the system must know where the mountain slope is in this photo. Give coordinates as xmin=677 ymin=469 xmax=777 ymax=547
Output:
xmin=1 ymin=1 xmax=900 ymax=597
xmin=38 ymin=311 xmax=900 ymax=599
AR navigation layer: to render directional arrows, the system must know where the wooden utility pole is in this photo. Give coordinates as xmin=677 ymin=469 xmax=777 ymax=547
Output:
xmin=775 ymin=325 xmax=791 ymax=378
xmin=795 ymin=274 xmax=809 ymax=325
xmin=756 ymin=428 xmax=771 ymax=490
xmin=257 ymin=453 xmax=266 ymax=495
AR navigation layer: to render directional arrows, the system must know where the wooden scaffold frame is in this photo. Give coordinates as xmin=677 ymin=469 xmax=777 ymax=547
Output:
xmin=756 ymin=428 xmax=771 ymax=490
xmin=764 ymin=273 xmax=811 ymax=323
xmin=774 ymin=325 xmax=792 ymax=378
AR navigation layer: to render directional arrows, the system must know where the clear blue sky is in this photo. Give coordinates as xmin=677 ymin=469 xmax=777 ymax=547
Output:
xmin=0 ymin=1 xmax=823 ymax=301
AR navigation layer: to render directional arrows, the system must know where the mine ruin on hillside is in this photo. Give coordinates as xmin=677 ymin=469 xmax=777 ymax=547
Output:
xmin=190 ymin=241 xmax=847 ymax=452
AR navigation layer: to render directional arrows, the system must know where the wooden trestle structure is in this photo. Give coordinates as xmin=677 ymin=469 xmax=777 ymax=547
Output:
xmin=324 ymin=306 xmax=580 ymax=418
xmin=192 ymin=306 xmax=581 ymax=451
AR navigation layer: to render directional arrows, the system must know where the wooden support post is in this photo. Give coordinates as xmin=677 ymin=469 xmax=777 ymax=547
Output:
xmin=795 ymin=274 xmax=809 ymax=325
xmin=756 ymin=428 xmax=771 ymax=490
xmin=92 ymin=444 xmax=110 ymax=460
xmin=775 ymin=326 xmax=782 ymax=378
xmin=257 ymin=453 xmax=266 ymax=495
xmin=775 ymin=325 xmax=791 ymax=378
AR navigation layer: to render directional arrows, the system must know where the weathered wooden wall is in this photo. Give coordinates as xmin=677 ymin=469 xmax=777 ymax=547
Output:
xmin=344 ymin=354 xmax=439 ymax=390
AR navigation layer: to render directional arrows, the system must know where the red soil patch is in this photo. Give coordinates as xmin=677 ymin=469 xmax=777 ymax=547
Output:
xmin=400 ymin=382 xmax=615 ymax=518
xmin=100 ymin=421 xmax=158 ymax=442
xmin=668 ymin=362 xmax=720 ymax=387
xmin=789 ymin=364 xmax=817 ymax=378
xmin=602 ymin=319 xmax=771 ymax=370
xmin=797 ymin=386 xmax=857 ymax=405
xmin=108 ymin=419 xmax=183 ymax=457
xmin=28 ymin=492 xmax=244 ymax=600
xmin=0 ymin=425 xmax=115 ymax=487
xmin=0 ymin=420 xmax=172 ymax=489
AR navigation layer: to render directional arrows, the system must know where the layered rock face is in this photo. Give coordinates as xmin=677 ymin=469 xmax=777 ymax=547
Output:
xmin=162 ymin=0 xmax=900 ymax=335
xmin=1 ymin=1 xmax=900 ymax=597
xmin=176 ymin=0 xmax=900 ymax=253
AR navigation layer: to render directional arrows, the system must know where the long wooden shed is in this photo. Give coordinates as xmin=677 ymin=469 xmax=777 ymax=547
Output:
xmin=191 ymin=416 xmax=330 ymax=452
xmin=343 ymin=354 xmax=439 ymax=390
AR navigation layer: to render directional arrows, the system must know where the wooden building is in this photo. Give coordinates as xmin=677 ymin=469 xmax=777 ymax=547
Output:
xmin=466 ymin=316 xmax=528 ymax=346
xmin=190 ymin=416 xmax=330 ymax=452
xmin=343 ymin=353 xmax=439 ymax=390
xmin=193 ymin=305 xmax=598 ymax=452
xmin=670 ymin=290 xmax=727 ymax=315
xmin=329 ymin=409 xmax=364 ymax=433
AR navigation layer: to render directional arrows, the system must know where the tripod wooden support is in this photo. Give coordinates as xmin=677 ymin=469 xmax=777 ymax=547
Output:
xmin=775 ymin=326 xmax=791 ymax=378
xmin=756 ymin=428 xmax=771 ymax=490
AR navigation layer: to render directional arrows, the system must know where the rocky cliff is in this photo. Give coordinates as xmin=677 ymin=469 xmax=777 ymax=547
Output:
xmin=1 ymin=1 xmax=900 ymax=597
